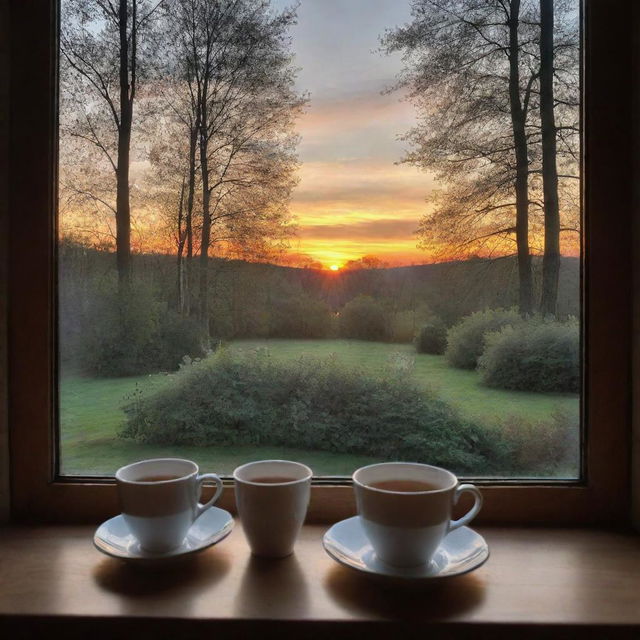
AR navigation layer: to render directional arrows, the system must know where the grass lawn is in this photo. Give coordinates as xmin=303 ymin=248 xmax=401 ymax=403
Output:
xmin=60 ymin=339 xmax=579 ymax=477
xmin=231 ymin=339 xmax=578 ymax=425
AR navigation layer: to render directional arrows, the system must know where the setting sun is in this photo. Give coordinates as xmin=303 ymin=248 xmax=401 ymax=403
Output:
xmin=330 ymin=264 xmax=340 ymax=271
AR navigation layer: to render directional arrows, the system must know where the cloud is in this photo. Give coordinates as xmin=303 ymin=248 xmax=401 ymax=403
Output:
xmin=287 ymin=158 xmax=435 ymax=265
xmin=297 ymin=92 xmax=415 ymax=163
xmin=291 ymin=159 xmax=434 ymax=208
xmin=298 ymin=217 xmax=419 ymax=241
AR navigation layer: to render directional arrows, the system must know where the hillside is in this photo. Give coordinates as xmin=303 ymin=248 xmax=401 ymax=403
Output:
xmin=59 ymin=243 xmax=580 ymax=350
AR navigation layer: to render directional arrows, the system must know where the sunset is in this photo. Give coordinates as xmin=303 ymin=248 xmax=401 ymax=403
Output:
xmin=273 ymin=0 xmax=429 ymax=268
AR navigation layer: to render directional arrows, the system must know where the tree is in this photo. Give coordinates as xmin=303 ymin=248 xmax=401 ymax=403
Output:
xmin=151 ymin=75 xmax=201 ymax=316
xmin=538 ymin=0 xmax=579 ymax=314
xmin=60 ymin=0 xmax=164 ymax=288
xmin=382 ymin=0 xmax=579 ymax=315
xmin=167 ymin=0 xmax=304 ymax=331
xmin=147 ymin=139 xmax=189 ymax=311
xmin=539 ymin=0 xmax=559 ymax=316
xmin=343 ymin=255 xmax=389 ymax=271
xmin=382 ymin=0 xmax=540 ymax=315
xmin=507 ymin=0 xmax=535 ymax=315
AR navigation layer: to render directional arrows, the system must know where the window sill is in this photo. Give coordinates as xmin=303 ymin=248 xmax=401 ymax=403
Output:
xmin=0 ymin=523 xmax=639 ymax=638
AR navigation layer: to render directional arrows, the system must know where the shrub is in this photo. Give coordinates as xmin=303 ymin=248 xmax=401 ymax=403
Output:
xmin=123 ymin=348 xmax=509 ymax=475
xmin=500 ymin=410 xmax=579 ymax=476
xmin=78 ymin=281 xmax=206 ymax=377
xmin=339 ymin=295 xmax=389 ymax=341
xmin=478 ymin=317 xmax=579 ymax=392
xmin=445 ymin=308 xmax=521 ymax=369
xmin=415 ymin=321 xmax=447 ymax=354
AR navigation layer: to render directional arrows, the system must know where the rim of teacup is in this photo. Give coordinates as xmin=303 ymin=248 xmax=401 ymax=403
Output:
xmin=115 ymin=458 xmax=199 ymax=485
xmin=233 ymin=459 xmax=313 ymax=486
xmin=352 ymin=462 xmax=458 ymax=494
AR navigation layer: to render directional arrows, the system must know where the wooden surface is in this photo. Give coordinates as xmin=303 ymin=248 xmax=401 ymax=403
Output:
xmin=9 ymin=481 xmax=616 ymax=527
xmin=0 ymin=524 xmax=639 ymax=639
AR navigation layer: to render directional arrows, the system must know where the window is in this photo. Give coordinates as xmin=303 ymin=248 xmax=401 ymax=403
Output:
xmin=8 ymin=0 xmax=633 ymax=524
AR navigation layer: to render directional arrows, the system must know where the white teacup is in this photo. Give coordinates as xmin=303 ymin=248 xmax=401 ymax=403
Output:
xmin=115 ymin=458 xmax=223 ymax=553
xmin=234 ymin=460 xmax=312 ymax=558
xmin=353 ymin=462 xmax=483 ymax=568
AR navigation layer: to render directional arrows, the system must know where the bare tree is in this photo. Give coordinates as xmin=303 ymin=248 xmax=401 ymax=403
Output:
xmin=167 ymin=0 xmax=304 ymax=331
xmin=508 ymin=0 xmax=535 ymax=315
xmin=539 ymin=0 xmax=559 ymax=315
xmin=60 ymin=0 xmax=164 ymax=288
xmin=382 ymin=0 xmax=579 ymax=315
xmin=538 ymin=0 xmax=579 ymax=314
xmin=382 ymin=0 xmax=542 ymax=314
xmin=146 ymin=117 xmax=194 ymax=312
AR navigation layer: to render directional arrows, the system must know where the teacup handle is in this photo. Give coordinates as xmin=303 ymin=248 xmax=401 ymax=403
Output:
xmin=448 ymin=483 xmax=483 ymax=533
xmin=196 ymin=473 xmax=223 ymax=518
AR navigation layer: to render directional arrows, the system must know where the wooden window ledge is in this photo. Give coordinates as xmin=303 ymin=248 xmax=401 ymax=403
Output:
xmin=0 ymin=524 xmax=639 ymax=639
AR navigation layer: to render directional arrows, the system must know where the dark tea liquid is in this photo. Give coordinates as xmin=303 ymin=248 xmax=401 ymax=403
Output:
xmin=369 ymin=480 xmax=440 ymax=492
xmin=137 ymin=474 xmax=181 ymax=482
xmin=251 ymin=476 xmax=298 ymax=484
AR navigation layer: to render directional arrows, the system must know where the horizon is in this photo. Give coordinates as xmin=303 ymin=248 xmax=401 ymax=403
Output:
xmin=59 ymin=240 xmax=580 ymax=274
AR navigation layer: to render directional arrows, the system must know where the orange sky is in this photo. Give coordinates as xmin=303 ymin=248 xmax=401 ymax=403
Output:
xmin=288 ymin=154 xmax=436 ymax=267
xmin=272 ymin=0 xmax=433 ymax=269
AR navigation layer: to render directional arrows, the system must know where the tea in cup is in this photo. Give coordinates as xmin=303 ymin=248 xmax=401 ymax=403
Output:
xmin=115 ymin=458 xmax=223 ymax=553
xmin=353 ymin=462 xmax=482 ymax=567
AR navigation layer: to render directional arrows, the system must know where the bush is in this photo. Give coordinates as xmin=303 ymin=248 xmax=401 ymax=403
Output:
xmin=445 ymin=308 xmax=521 ymax=369
xmin=78 ymin=281 xmax=206 ymax=377
xmin=339 ymin=295 xmax=389 ymax=341
xmin=415 ymin=321 xmax=447 ymax=354
xmin=500 ymin=410 xmax=579 ymax=476
xmin=478 ymin=318 xmax=579 ymax=392
xmin=123 ymin=348 xmax=509 ymax=475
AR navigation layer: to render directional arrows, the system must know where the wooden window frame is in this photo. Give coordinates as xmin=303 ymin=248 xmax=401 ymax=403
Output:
xmin=7 ymin=0 xmax=633 ymax=525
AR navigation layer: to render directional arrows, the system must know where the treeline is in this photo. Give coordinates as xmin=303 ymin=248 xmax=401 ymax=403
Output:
xmin=60 ymin=242 xmax=579 ymax=375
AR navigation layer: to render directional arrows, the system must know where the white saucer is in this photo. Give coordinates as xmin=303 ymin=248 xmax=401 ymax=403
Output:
xmin=323 ymin=516 xmax=489 ymax=582
xmin=94 ymin=507 xmax=234 ymax=565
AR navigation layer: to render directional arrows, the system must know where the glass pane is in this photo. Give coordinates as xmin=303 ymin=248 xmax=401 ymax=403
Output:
xmin=58 ymin=0 xmax=581 ymax=479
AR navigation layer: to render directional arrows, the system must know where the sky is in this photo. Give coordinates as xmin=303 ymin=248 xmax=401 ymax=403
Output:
xmin=271 ymin=0 xmax=433 ymax=268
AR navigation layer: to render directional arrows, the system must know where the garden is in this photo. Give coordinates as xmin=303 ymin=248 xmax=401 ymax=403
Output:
xmin=61 ymin=308 xmax=580 ymax=479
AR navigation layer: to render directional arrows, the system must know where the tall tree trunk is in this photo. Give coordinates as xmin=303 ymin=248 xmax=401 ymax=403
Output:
xmin=508 ymin=0 xmax=533 ymax=315
xmin=116 ymin=0 xmax=133 ymax=290
xmin=176 ymin=177 xmax=186 ymax=313
xmin=199 ymin=119 xmax=211 ymax=332
xmin=184 ymin=122 xmax=198 ymax=316
xmin=539 ymin=0 xmax=561 ymax=316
